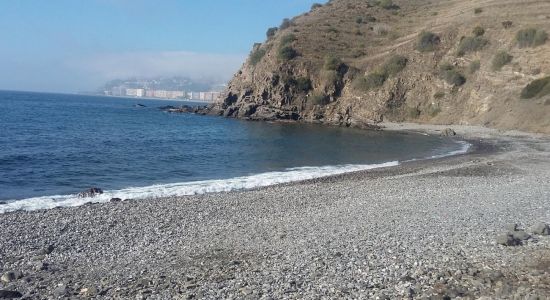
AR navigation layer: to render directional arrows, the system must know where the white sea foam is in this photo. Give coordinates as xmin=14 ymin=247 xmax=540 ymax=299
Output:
xmin=0 ymin=161 xmax=399 ymax=213
xmin=0 ymin=140 xmax=472 ymax=213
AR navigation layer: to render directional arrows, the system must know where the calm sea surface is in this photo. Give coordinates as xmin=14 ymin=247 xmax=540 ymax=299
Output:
xmin=0 ymin=91 xmax=468 ymax=211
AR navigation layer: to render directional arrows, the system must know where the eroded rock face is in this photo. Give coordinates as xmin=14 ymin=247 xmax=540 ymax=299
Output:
xmin=204 ymin=0 xmax=550 ymax=133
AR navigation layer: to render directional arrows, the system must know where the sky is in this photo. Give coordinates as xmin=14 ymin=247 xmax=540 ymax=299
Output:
xmin=0 ymin=0 xmax=321 ymax=93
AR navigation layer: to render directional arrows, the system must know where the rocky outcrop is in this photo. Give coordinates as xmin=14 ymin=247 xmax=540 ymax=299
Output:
xmin=205 ymin=0 xmax=550 ymax=133
xmin=77 ymin=188 xmax=103 ymax=198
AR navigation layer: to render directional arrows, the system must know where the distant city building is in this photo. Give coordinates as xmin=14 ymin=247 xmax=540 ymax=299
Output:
xmin=126 ymin=88 xmax=145 ymax=97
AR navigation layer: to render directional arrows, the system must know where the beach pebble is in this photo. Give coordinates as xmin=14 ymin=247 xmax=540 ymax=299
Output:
xmin=529 ymin=222 xmax=550 ymax=235
xmin=496 ymin=234 xmax=520 ymax=246
xmin=505 ymin=223 xmax=518 ymax=232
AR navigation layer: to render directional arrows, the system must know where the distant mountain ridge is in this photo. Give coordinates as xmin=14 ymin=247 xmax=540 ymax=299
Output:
xmin=205 ymin=0 xmax=550 ymax=133
xmin=102 ymin=76 xmax=223 ymax=94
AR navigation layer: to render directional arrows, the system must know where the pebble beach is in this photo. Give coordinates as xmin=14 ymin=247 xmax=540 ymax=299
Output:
xmin=1 ymin=124 xmax=549 ymax=299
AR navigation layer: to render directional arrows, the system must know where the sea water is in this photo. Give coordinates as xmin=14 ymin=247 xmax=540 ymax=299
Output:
xmin=0 ymin=91 xmax=469 ymax=212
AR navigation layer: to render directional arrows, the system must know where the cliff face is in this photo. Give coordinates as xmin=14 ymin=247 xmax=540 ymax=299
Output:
xmin=207 ymin=0 xmax=550 ymax=133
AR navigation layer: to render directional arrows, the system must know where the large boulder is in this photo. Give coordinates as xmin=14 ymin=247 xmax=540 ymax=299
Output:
xmin=529 ymin=222 xmax=550 ymax=235
xmin=441 ymin=128 xmax=457 ymax=137
xmin=0 ymin=290 xmax=23 ymax=299
xmin=496 ymin=233 xmax=521 ymax=246
xmin=77 ymin=188 xmax=103 ymax=198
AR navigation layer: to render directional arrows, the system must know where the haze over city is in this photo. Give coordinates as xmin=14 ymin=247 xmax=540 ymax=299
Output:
xmin=0 ymin=0 xmax=319 ymax=93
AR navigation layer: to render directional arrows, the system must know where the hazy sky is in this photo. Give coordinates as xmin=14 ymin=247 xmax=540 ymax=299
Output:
xmin=0 ymin=0 xmax=321 ymax=93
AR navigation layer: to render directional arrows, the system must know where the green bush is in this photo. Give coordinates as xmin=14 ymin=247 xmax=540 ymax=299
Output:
xmin=278 ymin=46 xmax=297 ymax=60
xmin=457 ymin=36 xmax=489 ymax=56
xmin=491 ymin=51 xmax=513 ymax=71
xmin=378 ymin=0 xmax=396 ymax=9
xmin=417 ymin=31 xmax=440 ymax=52
xmin=249 ymin=48 xmax=266 ymax=66
xmin=434 ymin=91 xmax=445 ymax=99
xmin=473 ymin=26 xmax=485 ymax=37
xmin=355 ymin=17 xmax=363 ymax=24
xmin=353 ymin=72 xmax=387 ymax=91
xmin=311 ymin=3 xmax=323 ymax=10
xmin=266 ymin=27 xmax=278 ymax=39
xmin=280 ymin=18 xmax=292 ymax=30
xmin=468 ymin=60 xmax=481 ymax=74
xmin=520 ymin=76 xmax=550 ymax=99
xmin=280 ymin=34 xmax=296 ymax=46
xmin=365 ymin=16 xmax=377 ymax=22
xmin=439 ymin=64 xmax=466 ymax=86
xmin=310 ymin=92 xmax=330 ymax=105
xmin=502 ymin=21 xmax=513 ymax=29
xmin=294 ymin=77 xmax=312 ymax=92
xmin=381 ymin=55 xmax=408 ymax=76
xmin=474 ymin=8 xmax=483 ymax=14
xmin=323 ymin=55 xmax=341 ymax=71
xmin=516 ymin=28 xmax=548 ymax=48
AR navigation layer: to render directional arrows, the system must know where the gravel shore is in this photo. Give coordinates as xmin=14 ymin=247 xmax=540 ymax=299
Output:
xmin=1 ymin=125 xmax=549 ymax=299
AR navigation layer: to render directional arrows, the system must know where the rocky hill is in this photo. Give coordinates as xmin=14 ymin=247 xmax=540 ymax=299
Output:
xmin=204 ymin=0 xmax=550 ymax=133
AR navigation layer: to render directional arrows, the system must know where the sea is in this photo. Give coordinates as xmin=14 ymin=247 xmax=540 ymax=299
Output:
xmin=0 ymin=90 xmax=470 ymax=213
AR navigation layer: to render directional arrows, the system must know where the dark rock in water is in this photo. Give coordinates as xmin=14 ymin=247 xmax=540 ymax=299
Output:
xmin=0 ymin=201 xmax=6 ymax=205
xmin=529 ymin=222 xmax=550 ymax=235
xmin=0 ymin=290 xmax=23 ymax=299
xmin=77 ymin=188 xmax=103 ymax=198
xmin=158 ymin=105 xmax=176 ymax=110
xmin=441 ymin=128 xmax=457 ymax=136
xmin=496 ymin=233 xmax=520 ymax=246
xmin=134 ymin=104 xmax=146 ymax=108
xmin=110 ymin=198 xmax=122 ymax=202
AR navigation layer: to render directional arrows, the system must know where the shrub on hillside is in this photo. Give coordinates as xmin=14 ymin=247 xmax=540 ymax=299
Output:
xmin=311 ymin=3 xmax=323 ymax=10
xmin=266 ymin=27 xmax=278 ymax=39
xmin=473 ymin=26 xmax=485 ymax=37
xmin=468 ymin=60 xmax=481 ymax=74
xmin=280 ymin=34 xmax=296 ymax=46
xmin=378 ymin=0 xmax=397 ymax=10
xmin=520 ymin=76 xmax=550 ymax=99
xmin=310 ymin=92 xmax=330 ymax=105
xmin=294 ymin=77 xmax=312 ymax=92
xmin=280 ymin=18 xmax=293 ymax=30
xmin=434 ymin=91 xmax=445 ymax=99
xmin=249 ymin=48 xmax=266 ymax=66
xmin=381 ymin=55 xmax=408 ymax=76
xmin=417 ymin=31 xmax=440 ymax=52
xmin=491 ymin=51 xmax=513 ymax=71
xmin=502 ymin=21 xmax=513 ymax=29
xmin=439 ymin=64 xmax=466 ymax=86
xmin=278 ymin=46 xmax=297 ymax=61
xmin=323 ymin=55 xmax=342 ymax=71
xmin=474 ymin=8 xmax=483 ymax=14
xmin=516 ymin=28 xmax=548 ymax=48
xmin=373 ymin=24 xmax=391 ymax=36
xmin=457 ymin=36 xmax=489 ymax=56
xmin=356 ymin=17 xmax=363 ymax=24
xmin=354 ymin=72 xmax=387 ymax=91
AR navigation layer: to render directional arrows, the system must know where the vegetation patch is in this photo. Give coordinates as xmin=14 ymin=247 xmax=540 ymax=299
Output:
xmin=353 ymin=55 xmax=408 ymax=91
xmin=381 ymin=55 xmax=408 ymax=76
xmin=278 ymin=46 xmax=297 ymax=61
xmin=474 ymin=8 xmax=483 ymax=14
xmin=323 ymin=55 xmax=342 ymax=71
xmin=311 ymin=3 xmax=323 ymax=10
xmin=516 ymin=28 xmax=548 ymax=48
xmin=266 ymin=27 xmax=278 ymax=39
xmin=491 ymin=51 xmax=513 ymax=71
xmin=439 ymin=63 xmax=466 ymax=86
xmin=249 ymin=48 xmax=266 ymax=66
xmin=457 ymin=36 xmax=489 ymax=56
xmin=373 ymin=24 xmax=391 ymax=36
xmin=468 ymin=60 xmax=481 ymax=74
xmin=502 ymin=21 xmax=513 ymax=29
xmin=520 ymin=76 xmax=550 ymax=99
xmin=310 ymin=92 xmax=330 ymax=105
xmin=280 ymin=34 xmax=296 ymax=46
xmin=417 ymin=31 xmax=440 ymax=52
xmin=376 ymin=0 xmax=399 ymax=10
xmin=293 ymin=77 xmax=312 ymax=92
xmin=434 ymin=91 xmax=445 ymax=99
xmin=472 ymin=26 xmax=485 ymax=37
xmin=280 ymin=18 xmax=293 ymax=30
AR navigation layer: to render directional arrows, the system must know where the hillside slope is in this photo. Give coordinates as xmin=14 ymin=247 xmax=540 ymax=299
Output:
xmin=205 ymin=0 xmax=550 ymax=133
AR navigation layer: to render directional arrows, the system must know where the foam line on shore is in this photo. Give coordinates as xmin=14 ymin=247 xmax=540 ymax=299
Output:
xmin=0 ymin=161 xmax=400 ymax=213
